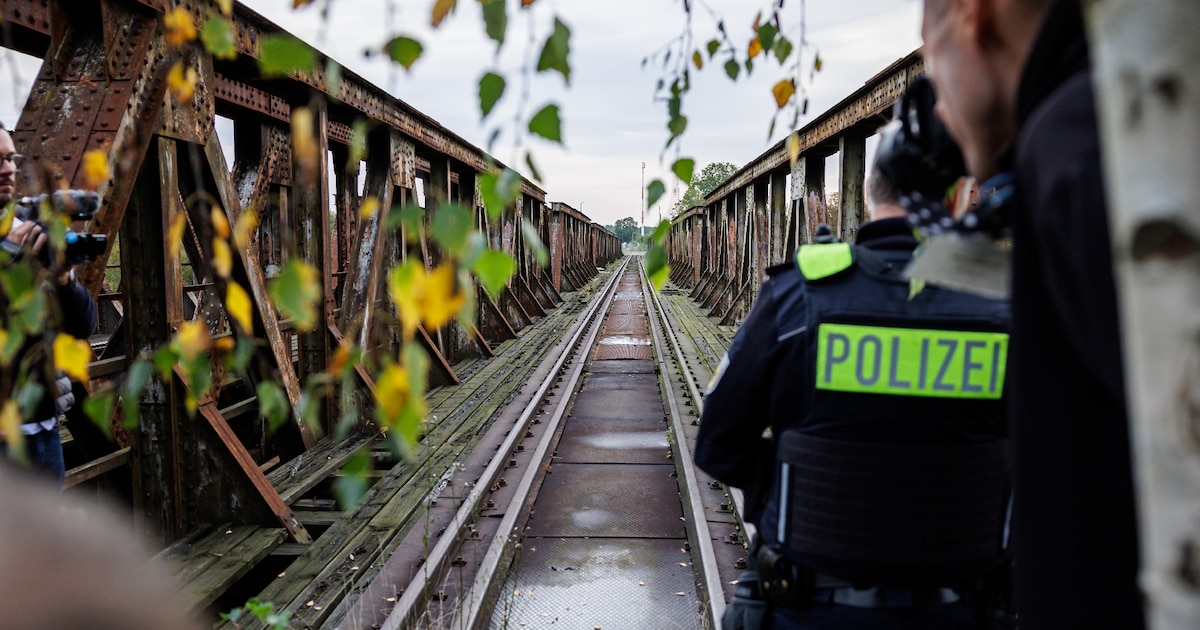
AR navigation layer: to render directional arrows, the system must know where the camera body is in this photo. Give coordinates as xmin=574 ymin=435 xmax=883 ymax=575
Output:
xmin=3 ymin=190 xmax=108 ymax=266
xmin=873 ymin=76 xmax=1012 ymax=239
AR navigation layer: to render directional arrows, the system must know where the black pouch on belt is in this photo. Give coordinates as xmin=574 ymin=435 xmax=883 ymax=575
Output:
xmin=757 ymin=545 xmax=815 ymax=610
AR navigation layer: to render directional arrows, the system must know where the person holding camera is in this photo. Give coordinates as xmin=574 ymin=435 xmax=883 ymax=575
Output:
xmin=919 ymin=1 xmax=1143 ymax=627
xmin=696 ymin=159 xmax=1012 ymax=628
xmin=0 ymin=125 xmax=98 ymax=487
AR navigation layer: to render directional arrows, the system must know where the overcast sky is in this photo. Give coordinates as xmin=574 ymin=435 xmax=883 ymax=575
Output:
xmin=0 ymin=0 xmax=922 ymax=228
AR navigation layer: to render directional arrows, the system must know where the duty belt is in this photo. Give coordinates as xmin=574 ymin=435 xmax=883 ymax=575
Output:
xmin=757 ymin=546 xmax=967 ymax=611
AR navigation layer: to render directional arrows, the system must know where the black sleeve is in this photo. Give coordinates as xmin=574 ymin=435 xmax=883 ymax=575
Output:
xmin=55 ymin=280 xmax=98 ymax=341
xmin=694 ymin=281 xmax=780 ymax=490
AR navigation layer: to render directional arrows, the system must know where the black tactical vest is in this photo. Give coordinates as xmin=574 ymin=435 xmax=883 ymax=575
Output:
xmin=767 ymin=242 xmax=1011 ymax=587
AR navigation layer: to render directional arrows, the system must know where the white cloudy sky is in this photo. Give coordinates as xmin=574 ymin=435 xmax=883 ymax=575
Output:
xmin=0 ymin=0 xmax=922 ymax=227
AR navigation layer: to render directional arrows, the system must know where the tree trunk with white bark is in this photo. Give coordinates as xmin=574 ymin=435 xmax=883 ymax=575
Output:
xmin=1085 ymin=1 xmax=1200 ymax=626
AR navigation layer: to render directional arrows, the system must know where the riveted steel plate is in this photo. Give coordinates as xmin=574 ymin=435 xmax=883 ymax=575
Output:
xmin=586 ymin=360 xmax=656 ymax=375
xmin=523 ymin=463 xmax=685 ymax=538
xmin=490 ymin=538 xmax=702 ymax=630
xmin=556 ymin=368 xmax=668 ymax=464
xmin=592 ymin=344 xmax=654 ymax=360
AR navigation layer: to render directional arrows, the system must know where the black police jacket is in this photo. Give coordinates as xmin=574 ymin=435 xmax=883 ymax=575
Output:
xmin=1008 ymin=1 xmax=1143 ymax=627
xmin=695 ymin=217 xmax=1011 ymax=584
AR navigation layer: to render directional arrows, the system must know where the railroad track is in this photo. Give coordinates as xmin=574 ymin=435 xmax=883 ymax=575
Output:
xmin=318 ymin=256 xmax=740 ymax=630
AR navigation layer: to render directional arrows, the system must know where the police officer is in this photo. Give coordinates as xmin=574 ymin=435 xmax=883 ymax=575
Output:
xmin=696 ymin=160 xmax=1011 ymax=628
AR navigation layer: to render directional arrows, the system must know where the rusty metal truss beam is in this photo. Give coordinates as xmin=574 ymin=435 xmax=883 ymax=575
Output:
xmin=705 ymin=50 xmax=923 ymax=203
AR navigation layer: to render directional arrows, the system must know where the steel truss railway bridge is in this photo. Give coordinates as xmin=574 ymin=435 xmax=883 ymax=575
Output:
xmin=1 ymin=1 xmax=922 ymax=627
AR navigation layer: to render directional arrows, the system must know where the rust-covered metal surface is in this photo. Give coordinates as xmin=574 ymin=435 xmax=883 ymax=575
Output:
xmin=664 ymin=49 xmax=923 ymax=326
xmin=0 ymin=0 xmax=619 ymax=547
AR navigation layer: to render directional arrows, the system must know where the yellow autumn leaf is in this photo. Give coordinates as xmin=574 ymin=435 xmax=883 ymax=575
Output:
xmin=214 ymin=336 xmax=235 ymax=352
xmin=329 ymin=342 xmax=352 ymax=374
xmin=212 ymin=237 xmax=233 ymax=278
xmin=373 ymin=363 xmax=410 ymax=422
xmin=521 ymin=0 xmax=536 ymax=6
xmin=431 ymin=0 xmax=456 ymax=27
xmin=217 ymin=0 xmax=233 ymax=16
xmin=358 ymin=196 xmax=380 ymax=220
xmin=291 ymin=107 xmax=318 ymax=183
xmin=293 ymin=0 xmax=317 ymax=7
xmin=748 ymin=36 xmax=762 ymax=59
xmin=692 ymin=50 xmax=703 ymax=70
xmin=174 ymin=320 xmax=211 ymax=361
xmin=81 ymin=150 xmax=110 ymax=190
xmin=0 ymin=209 xmax=13 ymax=239
xmin=226 ymin=281 xmax=253 ymax=333
xmin=163 ymin=7 xmax=197 ymax=48
xmin=787 ymin=131 xmax=801 ymax=166
xmin=53 ymin=334 xmax=92 ymax=382
xmin=234 ymin=209 xmax=259 ymax=250
xmin=387 ymin=261 xmax=422 ymax=340
xmin=211 ymin=207 xmax=231 ymax=239
xmin=772 ymin=79 xmax=796 ymax=109
xmin=167 ymin=62 xmax=198 ymax=104
xmin=0 ymin=400 xmax=22 ymax=453
xmin=420 ymin=263 xmax=466 ymax=331
xmin=167 ymin=211 xmax=187 ymax=261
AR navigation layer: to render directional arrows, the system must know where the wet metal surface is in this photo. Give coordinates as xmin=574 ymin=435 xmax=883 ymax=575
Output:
xmin=494 ymin=267 xmax=700 ymax=628
xmin=523 ymin=463 xmax=685 ymax=538
xmin=491 ymin=538 xmax=702 ymax=630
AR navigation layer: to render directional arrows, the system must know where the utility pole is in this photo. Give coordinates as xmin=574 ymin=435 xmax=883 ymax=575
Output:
xmin=641 ymin=161 xmax=646 ymax=237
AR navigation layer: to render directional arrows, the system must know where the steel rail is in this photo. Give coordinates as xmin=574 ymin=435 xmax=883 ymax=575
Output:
xmin=448 ymin=255 xmax=630 ymax=630
xmin=649 ymin=277 xmax=757 ymax=546
xmin=639 ymin=257 xmax=727 ymax=626
xmin=380 ymin=256 xmax=630 ymax=630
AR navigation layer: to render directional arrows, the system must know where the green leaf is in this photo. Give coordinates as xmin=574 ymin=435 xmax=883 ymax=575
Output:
xmin=333 ymin=449 xmax=372 ymax=511
xmin=269 ymin=259 xmax=322 ymax=332
xmin=667 ymin=114 xmax=687 ymax=139
xmin=536 ymin=17 xmax=572 ymax=84
xmin=258 ymin=34 xmax=317 ymax=77
xmin=520 ymin=220 xmax=549 ymax=267
xmin=671 ymin=158 xmax=695 ymax=185
xmin=384 ymin=36 xmax=423 ymax=70
xmin=772 ymin=35 xmax=794 ymax=65
xmin=349 ymin=119 xmax=369 ymax=166
xmin=645 ymin=235 xmax=670 ymax=291
xmin=480 ymin=169 xmax=521 ymax=220
xmin=387 ymin=204 xmax=424 ymax=234
xmin=651 ymin=219 xmax=671 ymax=242
xmin=229 ymin=337 xmax=256 ymax=374
xmin=200 ymin=17 xmax=237 ymax=60
xmin=481 ymin=0 xmax=507 ymax=46
xmin=152 ymin=346 xmax=179 ymax=381
xmin=724 ymin=59 xmax=740 ymax=80
xmin=83 ymin=392 xmax=114 ymax=439
xmin=478 ymin=72 xmax=506 ymax=118
xmin=814 ymin=53 xmax=823 ymax=72
xmin=706 ymin=39 xmax=720 ymax=57
xmin=473 ymin=250 xmax=517 ymax=298
xmin=525 ymin=151 xmax=542 ymax=183
xmin=756 ymin=24 xmax=778 ymax=54
xmin=745 ymin=57 xmax=754 ymax=75
xmin=646 ymin=179 xmax=666 ymax=208
xmin=257 ymin=381 xmax=290 ymax=434
xmin=908 ymin=277 xmax=927 ymax=301
xmin=325 ymin=59 xmax=342 ymax=96
xmin=431 ymin=203 xmax=473 ymax=257
xmin=528 ymin=104 xmax=563 ymax=143
xmin=121 ymin=360 xmax=153 ymax=429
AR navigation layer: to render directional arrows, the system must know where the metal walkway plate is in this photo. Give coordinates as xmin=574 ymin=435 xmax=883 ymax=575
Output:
xmin=524 ymin=463 xmax=685 ymax=538
xmin=490 ymin=538 xmax=703 ymax=630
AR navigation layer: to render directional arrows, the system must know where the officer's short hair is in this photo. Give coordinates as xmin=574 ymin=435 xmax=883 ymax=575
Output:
xmin=867 ymin=166 xmax=900 ymax=209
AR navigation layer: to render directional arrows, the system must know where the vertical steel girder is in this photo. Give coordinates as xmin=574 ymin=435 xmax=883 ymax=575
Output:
xmin=0 ymin=0 xmax=627 ymax=541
